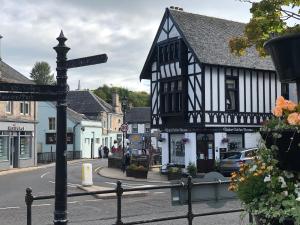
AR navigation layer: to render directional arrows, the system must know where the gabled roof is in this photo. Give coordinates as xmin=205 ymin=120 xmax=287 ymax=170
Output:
xmin=126 ymin=107 xmax=150 ymax=123
xmin=66 ymin=90 xmax=113 ymax=119
xmin=140 ymin=8 xmax=274 ymax=79
xmin=0 ymin=61 xmax=34 ymax=84
xmin=67 ymin=107 xmax=88 ymax=123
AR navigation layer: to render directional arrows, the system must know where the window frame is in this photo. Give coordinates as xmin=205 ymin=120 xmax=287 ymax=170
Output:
xmin=225 ymin=76 xmax=239 ymax=112
xmin=5 ymin=101 xmax=12 ymax=114
xmin=132 ymin=124 xmax=138 ymax=134
xmin=48 ymin=117 xmax=56 ymax=131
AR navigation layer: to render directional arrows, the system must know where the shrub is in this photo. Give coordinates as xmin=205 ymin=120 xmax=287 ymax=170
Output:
xmin=187 ymin=162 xmax=197 ymax=177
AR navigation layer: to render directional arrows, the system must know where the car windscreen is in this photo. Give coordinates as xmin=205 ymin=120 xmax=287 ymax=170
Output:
xmin=226 ymin=152 xmax=242 ymax=159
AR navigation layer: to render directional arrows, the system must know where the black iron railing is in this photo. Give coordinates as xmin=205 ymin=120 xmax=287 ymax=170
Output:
xmin=37 ymin=151 xmax=81 ymax=163
xmin=25 ymin=177 xmax=252 ymax=225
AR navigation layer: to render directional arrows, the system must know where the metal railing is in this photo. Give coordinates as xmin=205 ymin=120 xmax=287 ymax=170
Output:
xmin=37 ymin=151 xmax=81 ymax=163
xmin=25 ymin=177 xmax=252 ymax=225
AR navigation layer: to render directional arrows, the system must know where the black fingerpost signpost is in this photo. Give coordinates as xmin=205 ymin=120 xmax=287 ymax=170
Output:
xmin=0 ymin=31 xmax=107 ymax=225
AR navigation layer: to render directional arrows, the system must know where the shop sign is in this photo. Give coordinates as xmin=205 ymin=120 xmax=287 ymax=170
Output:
xmin=8 ymin=125 xmax=25 ymax=131
xmin=222 ymin=127 xmax=254 ymax=132
xmin=46 ymin=133 xmax=73 ymax=144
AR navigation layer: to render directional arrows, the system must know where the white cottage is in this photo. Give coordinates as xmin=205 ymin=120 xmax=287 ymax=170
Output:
xmin=36 ymin=102 xmax=102 ymax=162
xmin=140 ymin=8 xmax=292 ymax=172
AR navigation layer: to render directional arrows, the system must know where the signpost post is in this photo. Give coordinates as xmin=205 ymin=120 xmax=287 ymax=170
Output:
xmin=0 ymin=31 xmax=108 ymax=225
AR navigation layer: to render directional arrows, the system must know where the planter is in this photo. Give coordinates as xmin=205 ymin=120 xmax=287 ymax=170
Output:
xmin=255 ymin=215 xmax=294 ymax=225
xmin=264 ymin=33 xmax=300 ymax=82
xmin=261 ymin=131 xmax=300 ymax=171
xmin=167 ymin=172 xmax=182 ymax=180
xmin=126 ymin=169 xmax=148 ymax=179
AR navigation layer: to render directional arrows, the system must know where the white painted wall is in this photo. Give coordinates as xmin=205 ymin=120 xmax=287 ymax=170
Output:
xmin=214 ymin=133 xmax=228 ymax=160
xmin=244 ymin=132 xmax=261 ymax=149
xmin=160 ymin=133 xmax=169 ymax=166
xmin=138 ymin=124 xmax=145 ymax=134
xmin=184 ymin=133 xmax=197 ymax=168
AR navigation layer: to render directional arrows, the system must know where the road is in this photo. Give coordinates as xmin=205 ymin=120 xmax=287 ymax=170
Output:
xmin=0 ymin=159 xmax=246 ymax=225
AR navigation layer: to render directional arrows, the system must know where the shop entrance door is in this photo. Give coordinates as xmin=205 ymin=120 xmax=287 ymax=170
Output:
xmin=196 ymin=139 xmax=215 ymax=173
xmin=10 ymin=136 xmax=19 ymax=168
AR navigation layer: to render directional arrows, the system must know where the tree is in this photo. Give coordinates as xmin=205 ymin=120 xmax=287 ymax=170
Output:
xmin=229 ymin=0 xmax=300 ymax=57
xmin=30 ymin=61 xmax=55 ymax=85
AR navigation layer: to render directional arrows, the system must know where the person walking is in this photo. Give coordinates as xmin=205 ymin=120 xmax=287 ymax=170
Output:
xmin=98 ymin=145 xmax=103 ymax=158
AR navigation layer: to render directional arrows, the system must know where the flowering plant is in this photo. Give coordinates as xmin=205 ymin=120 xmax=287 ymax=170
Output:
xmin=229 ymin=146 xmax=300 ymax=224
xmin=221 ymin=137 xmax=229 ymax=143
xmin=261 ymin=96 xmax=299 ymax=132
xmin=181 ymin=137 xmax=189 ymax=144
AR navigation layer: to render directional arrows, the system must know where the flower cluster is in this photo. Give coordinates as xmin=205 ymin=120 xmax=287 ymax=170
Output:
xmin=272 ymin=96 xmax=299 ymax=124
xmin=229 ymin=147 xmax=300 ymax=223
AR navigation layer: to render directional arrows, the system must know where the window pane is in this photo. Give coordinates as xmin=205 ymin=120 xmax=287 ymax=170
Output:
xmin=170 ymin=82 xmax=175 ymax=91
xmin=0 ymin=136 xmax=9 ymax=160
xmin=164 ymin=95 xmax=168 ymax=113
xmin=177 ymin=80 xmax=182 ymax=91
xmin=172 ymin=94 xmax=176 ymax=112
xmin=170 ymin=134 xmax=185 ymax=165
xmin=164 ymin=83 xmax=168 ymax=92
xmin=20 ymin=102 xmax=24 ymax=114
xmin=6 ymin=101 xmax=11 ymax=113
xmin=25 ymin=102 xmax=29 ymax=114
xmin=20 ymin=136 xmax=31 ymax=158
xmin=226 ymin=79 xmax=236 ymax=89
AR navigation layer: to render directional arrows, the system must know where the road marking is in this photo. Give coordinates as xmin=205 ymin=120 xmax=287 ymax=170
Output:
xmin=0 ymin=206 xmax=20 ymax=210
xmin=94 ymin=166 xmax=102 ymax=173
xmin=153 ymin=192 xmax=165 ymax=194
xmin=49 ymin=181 xmax=55 ymax=184
xmin=32 ymin=203 xmax=51 ymax=207
xmin=105 ymin=182 xmax=155 ymax=188
xmin=68 ymin=201 xmax=78 ymax=204
xmin=40 ymin=172 xmax=50 ymax=178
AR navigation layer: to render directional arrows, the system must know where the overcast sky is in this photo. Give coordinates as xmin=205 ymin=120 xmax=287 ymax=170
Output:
xmin=0 ymin=0 xmax=253 ymax=92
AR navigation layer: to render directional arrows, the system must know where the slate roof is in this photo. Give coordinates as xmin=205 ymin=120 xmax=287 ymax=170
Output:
xmin=67 ymin=107 xmax=88 ymax=123
xmin=66 ymin=90 xmax=113 ymax=120
xmin=126 ymin=107 xmax=150 ymax=123
xmin=140 ymin=9 xmax=275 ymax=79
xmin=0 ymin=61 xmax=34 ymax=84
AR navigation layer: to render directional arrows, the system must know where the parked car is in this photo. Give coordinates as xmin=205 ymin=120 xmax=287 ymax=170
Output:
xmin=219 ymin=148 xmax=257 ymax=176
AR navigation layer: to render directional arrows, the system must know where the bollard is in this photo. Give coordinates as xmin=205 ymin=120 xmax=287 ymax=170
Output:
xmin=25 ymin=187 xmax=33 ymax=225
xmin=81 ymin=163 xmax=93 ymax=186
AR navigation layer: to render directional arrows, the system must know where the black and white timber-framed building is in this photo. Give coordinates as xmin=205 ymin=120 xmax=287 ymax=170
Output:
xmin=140 ymin=8 xmax=292 ymax=172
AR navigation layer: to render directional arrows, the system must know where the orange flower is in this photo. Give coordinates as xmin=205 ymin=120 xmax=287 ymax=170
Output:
xmin=286 ymin=100 xmax=297 ymax=111
xmin=273 ymin=106 xmax=283 ymax=117
xmin=287 ymin=112 xmax=300 ymax=125
xmin=276 ymin=96 xmax=286 ymax=108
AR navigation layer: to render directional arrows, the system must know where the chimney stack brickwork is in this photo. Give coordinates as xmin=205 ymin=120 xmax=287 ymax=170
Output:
xmin=112 ymin=92 xmax=122 ymax=114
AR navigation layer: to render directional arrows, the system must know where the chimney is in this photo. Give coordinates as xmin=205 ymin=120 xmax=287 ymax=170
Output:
xmin=170 ymin=6 xmax=183 ymax=11
xmin=112 ymin=91 xmax=122 ymax=114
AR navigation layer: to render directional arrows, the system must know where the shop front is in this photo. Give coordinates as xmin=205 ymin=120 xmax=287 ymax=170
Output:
xmin=162 ymin=127 xmax=261 ymax=173
xmin=0 ymin=122 xmax=35 ymax=170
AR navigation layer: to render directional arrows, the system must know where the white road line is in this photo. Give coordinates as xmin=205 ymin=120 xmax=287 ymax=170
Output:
xmin=94 ymin=166 xmax=101 ymax=173
xmin=153 ymin=192 xmax=165 ymax=194
xmin=32 ymin=203 xmax=51 ymax=207
xmin=68 ymin=201 xmax=78 ymax=204
xmin=40 ymin=172 xmax=50 ymax=178
xmin=0 ymin=206 xmax=20 ymax=210
xmin=49 ymin=181 xmax=55 ymax=184
xmin=104 ymin=182 xmax=155 ymax=188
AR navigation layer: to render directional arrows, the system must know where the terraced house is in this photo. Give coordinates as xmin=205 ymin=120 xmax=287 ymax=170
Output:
xmin=0 ymin=61 xmax=37 ymax=170
xmin=140 ymin=8 xmax=292 ymax=172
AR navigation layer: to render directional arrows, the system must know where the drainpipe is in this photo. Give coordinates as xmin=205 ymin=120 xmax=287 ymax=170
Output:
xmin=73 ymin=122 xmax=81 ymax=160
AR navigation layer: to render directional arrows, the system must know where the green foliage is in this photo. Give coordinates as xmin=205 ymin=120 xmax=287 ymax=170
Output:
xmin=168 ymin=167 xmax=182 ymax=174
xmin=230 ymin=0 xmax=300 ymax=56
xmin=187 ymin=162 xmax=197 ymax=177
xmin=30 ymin=61 xmax=55 ymax=85
xmin=127 ymin=164 xmax=148 ymax=172
xmin=93 ymin=85 xmax=150 ymax=107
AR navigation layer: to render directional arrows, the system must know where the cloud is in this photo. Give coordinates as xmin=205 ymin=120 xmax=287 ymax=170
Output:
xmin=0 ymin=0 xmax=251 ymax=93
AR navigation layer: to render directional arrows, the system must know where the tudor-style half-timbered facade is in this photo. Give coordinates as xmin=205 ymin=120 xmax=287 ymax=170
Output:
xmin=140 ymin=8 xmax=292 ymax=173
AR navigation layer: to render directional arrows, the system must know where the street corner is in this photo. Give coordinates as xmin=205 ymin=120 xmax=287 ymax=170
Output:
xmin=77 ymin=184 xmax=148 ymax=199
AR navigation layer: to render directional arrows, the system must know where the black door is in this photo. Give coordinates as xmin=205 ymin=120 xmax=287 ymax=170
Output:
xmin=196 ymin=140 xmax=215 ymax=173
xmin=10 ymin=136 xmax=19 ymax=168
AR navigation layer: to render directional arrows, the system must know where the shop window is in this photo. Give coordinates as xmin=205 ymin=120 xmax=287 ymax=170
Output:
xmin=145 ymin=124 xmax=150 ymax=133
xmin=132 ymin=124 xmax=138 ymax=133
xmin=20 ymin=135 xmax=32 ymax=159
xmin=20 ymin=101 xmax=30 ymax=115
xmin=227 ymin=134 xmax=243 ymax=151
xmin=49 ymin=117 xmax=56 ymax=130
xmin=95 ymin=138 xmax=100 ymax=144
xmin=170 ymin=134 xmax=185 ymax=165
xmin=0 ymin=136 xmax=9 ymax=161
xmin=161 ymin=79 xmax=182 ymax=114
xmin=225 ymin=77 xmax=238 ymax=111
xmin=5 ymin=101 xmax=12 ymax=114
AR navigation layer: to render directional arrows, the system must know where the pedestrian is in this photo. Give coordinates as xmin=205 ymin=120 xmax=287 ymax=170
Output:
xmin=98 ymin=145 xmax=102 ymax=158
xmin=103 ymin=146 xmax=109 ymax=158
xmin=122 ymin=151 xmax=131 ymax=173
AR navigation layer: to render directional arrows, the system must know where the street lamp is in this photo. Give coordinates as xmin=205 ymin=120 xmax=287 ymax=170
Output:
xmin=121 ymin=96 xmax=128 ymax=158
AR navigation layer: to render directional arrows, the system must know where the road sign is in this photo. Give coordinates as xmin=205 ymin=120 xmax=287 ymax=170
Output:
xmin=66 ymin=54 xmax=108 ymax=69
xmin=120 ymin=123 xmax=128 ymax=132
xmin=0 ymin=92 xmax=59 ymax=101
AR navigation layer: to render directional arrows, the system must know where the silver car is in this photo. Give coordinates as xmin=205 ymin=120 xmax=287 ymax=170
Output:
xmin=219 ymin=148 xmax=257 ymax=176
